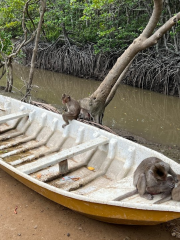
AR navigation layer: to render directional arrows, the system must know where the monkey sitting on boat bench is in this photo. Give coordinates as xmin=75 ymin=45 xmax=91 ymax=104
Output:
xmin=114 ymin=157 xmax=178 ymax=204
xmin=62 ymin=93 xmax=93 ymax=128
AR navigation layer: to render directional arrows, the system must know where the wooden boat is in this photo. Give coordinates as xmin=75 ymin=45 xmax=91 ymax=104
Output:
xmin=0 ymin=95 xmax=180 ymax=225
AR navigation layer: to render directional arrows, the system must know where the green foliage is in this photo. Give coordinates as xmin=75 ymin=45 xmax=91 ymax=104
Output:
xmin=0 ymin=0 xmax=25 ymax=34
xmin=0 ymin=31 xmax=12 ymax=58
xmin=0 ymin=0 xmax=179 ymax=54
xmin=0 ymin=0 xmax=42 ymax=37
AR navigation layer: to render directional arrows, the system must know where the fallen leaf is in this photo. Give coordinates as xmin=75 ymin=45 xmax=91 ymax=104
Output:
xmin=14 ymin=206 xmax=18 ymax=214
xmin=71 ymin=177 xmax=80 ymax=181
xmin=87 ymin=167 xmax=95 ymax=171
xmin=36 ymin=173 xmax=42 ymax=179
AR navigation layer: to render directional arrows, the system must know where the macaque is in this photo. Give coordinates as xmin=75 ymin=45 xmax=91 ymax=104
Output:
xmin=61 ymin=94 xmax=80 ymax=128
xmin=170 ymin=180 xmax=180 ymax=202
xmin=78 ymin=108 xmax=93 ymax=121
xmin=114 ymin=157 xmax=178 ymax=201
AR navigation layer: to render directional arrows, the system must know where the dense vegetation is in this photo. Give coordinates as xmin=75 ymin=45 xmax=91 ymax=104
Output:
xmin=0 ymin=0 xmax=180 ymax=95
xmin=1 ymin=0 xmax=180 ymax=54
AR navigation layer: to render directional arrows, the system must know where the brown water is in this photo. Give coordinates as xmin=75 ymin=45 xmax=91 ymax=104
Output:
xmin=1 ymin=63 xmax=180 ymax=147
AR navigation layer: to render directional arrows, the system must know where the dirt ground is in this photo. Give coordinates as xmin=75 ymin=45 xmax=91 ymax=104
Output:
xmin=1 ymin=127 xmax=180 ymax=240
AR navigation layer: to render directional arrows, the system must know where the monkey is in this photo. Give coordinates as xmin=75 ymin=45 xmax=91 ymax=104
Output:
xmin=114 ymin=157 xmax=178 ymax=202
xmin=172 ymin=181 xmax=180 ymax=201
xmin=78 ymin=108 xmax=93 ymax=121
xmin=155 ymin=176 xmax=180 ymax=203
xmin=61 ymin=94 xmax=80 ymax=128
xmin=114 ymin=176 xmax=175 ymax=203
xmin=147 ymin=175 xmax=175 ymax=204
xmin=147 ymin=174 xmax=180 ymax=204
xmin=151 ymin=175 xmax=180 ymax=204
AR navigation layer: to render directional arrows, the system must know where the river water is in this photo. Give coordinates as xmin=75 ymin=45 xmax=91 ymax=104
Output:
xmin=1 ymin=63 xmax=180 ymax=147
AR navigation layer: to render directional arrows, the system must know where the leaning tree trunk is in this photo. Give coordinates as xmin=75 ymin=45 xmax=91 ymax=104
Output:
xmin=79 ymin=0 xmax=180 ymax=124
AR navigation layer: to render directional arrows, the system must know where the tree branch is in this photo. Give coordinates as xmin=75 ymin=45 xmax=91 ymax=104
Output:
xmin=22 ymin=0 xmax=46 ymax=101
xmin=142 ymin=0 xmax=163 ymax=38
xmin=91 ymin=7 xmax=180 ymax=104
xmin=142 ymin=12 xmax=180 ymax=49
xmin=0 ymin=65 xmax=6 ymax=80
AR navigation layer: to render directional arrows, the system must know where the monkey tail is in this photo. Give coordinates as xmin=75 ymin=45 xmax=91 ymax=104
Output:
xmin=113 ymin=189 xmax=138 ymax=201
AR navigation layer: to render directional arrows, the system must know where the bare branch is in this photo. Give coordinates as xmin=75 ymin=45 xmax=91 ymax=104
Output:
xmin=91 ymin=9 xmax=180 ymax=104
xmin=0 ymin=65 xmax=6 ymax=80
xmin=8 ymin=0 xmax=36 ymax=59
xmin=26 ymin=4 xmax=36 ymax=30
xmin=0 ymin=38 xmax=4 ymax=52
xmin=22 ymin=0 xmax=46 ymax=101
xmin=142 ymin=0 xmax=163 ymax=38
xmin=142 ymin=12 xmax=180 ymax=49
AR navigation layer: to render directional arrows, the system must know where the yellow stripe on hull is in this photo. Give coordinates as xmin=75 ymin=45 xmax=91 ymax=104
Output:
xmin=1 ymin=165 xmax=180 ymax=226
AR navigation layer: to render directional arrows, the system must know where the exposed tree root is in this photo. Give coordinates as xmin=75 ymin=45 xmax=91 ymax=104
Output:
xmin=22 ymin=42 xmax=122 ymax=80
xmin=22 ymin=43 xmax=180 ymax=98
xmin=123 ymin=50 xmax=180 ymax=97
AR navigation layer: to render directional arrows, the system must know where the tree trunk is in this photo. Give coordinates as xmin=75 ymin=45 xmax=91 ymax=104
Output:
xmin=24 ymin=0 xmax=46 ymax=100
xmin=5 ymin=57 xmax=13 ymax=92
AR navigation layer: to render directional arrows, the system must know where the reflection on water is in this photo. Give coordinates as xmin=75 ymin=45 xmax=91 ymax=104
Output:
xmin=1 ymin=63 xmax=180 ymax=147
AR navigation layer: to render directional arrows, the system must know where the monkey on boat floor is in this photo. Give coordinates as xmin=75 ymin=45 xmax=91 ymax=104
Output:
xmin=78 ymin=108 xmax=93 ymax=121
xmin=61 ymin=94 xmax=80 ymax=128
xmin=114 ymin=157 xmax=178 ymax=202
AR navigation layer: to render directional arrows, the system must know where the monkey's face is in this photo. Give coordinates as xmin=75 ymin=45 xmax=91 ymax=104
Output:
xmin=62 ymin=94 xmax=70 ymax=104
